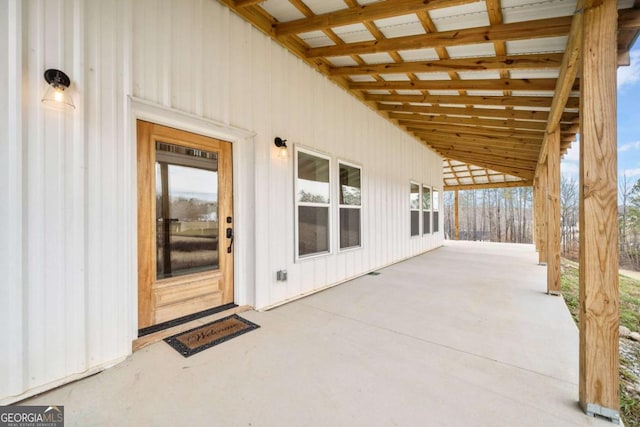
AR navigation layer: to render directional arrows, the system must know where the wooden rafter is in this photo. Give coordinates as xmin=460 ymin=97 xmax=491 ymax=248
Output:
xmin=388 ymin=113 xmax=550 ymax=131
xmin=329 ymin=53 xmax=564 ymax=76
xmin=349 ymin=78 xmax=566 ymax=92
xmin=401 ymin=122 xmax=547 ymax=140
xmin=275 ymin=0 xmax=479 ymax=37
xmin=219 ymin=0 xmax=640 ymax=192
xmin=537 ymin=0 xmax=587 ymax=171
xmin=367 ymin=94 xmax=579 ymax=109
xmin=377 ymin=103 xmax=579 ymax=122
xmin=444 ymin=180 xmax=532 ymax=191
xmin=306 ymin=15 xmax=573 ymax=58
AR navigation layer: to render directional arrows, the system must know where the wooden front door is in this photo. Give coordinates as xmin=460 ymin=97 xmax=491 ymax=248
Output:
xmin=137 ymin=120 xmax=234 ymax=329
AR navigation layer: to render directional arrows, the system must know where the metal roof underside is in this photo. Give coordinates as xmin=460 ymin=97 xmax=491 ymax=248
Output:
xmin=219 ymin=0 xmax=640 ymax=190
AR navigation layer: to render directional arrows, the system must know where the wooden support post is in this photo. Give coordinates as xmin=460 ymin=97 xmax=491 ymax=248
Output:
xmin=454 ymin=189 xmax=459 ymax=240
xmin=533 ymin=178 xmax=539 ymax=252
xmin=547 ymin=129 xmax=561 ymax=295
xmin=579 ymin=0 xmax=619 ymax=421
xmin=538 ymin=160 xmax=548 ymax=265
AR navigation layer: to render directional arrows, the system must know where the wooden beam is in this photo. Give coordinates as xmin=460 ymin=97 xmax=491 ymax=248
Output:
xmin=350 ymin=78 xmax=563 ymax=92
xmin=425 ymin=145 xmax=540 ymax=163
xmin=401 ymin=122 xmax=545 ymax=140
xmin=234 ymin=0 xmax=264 ymax=7
xmin=444 ymin=180 xmax=532 ymax=191
xmin=307 ymin=15 xmax=573 ymax=58
xmin=430 ymin=152 xmax=534 ymax=179
xmin=579 ymin=0 xmax=619 ymax=420
xmin=618 ymin=7 xmax=640 ymax=30
xmin=329 ymin=53 xmax=564 ymax=76
xmin=377 ymin=103 xmax=579 ymax=122
xmin=547 ymin=129 xmax=561 ymax=295
xmin=454 ymin=189 xmax=460 ymax=240
xmin=389 ymin=112 xmax=549 ymax=131
xmin=426 ymin=146 xmax=539 ymax=165
xmin=398 ymin=113 xmax=576 ymax=140
xmin=275 ymin=0 xmax=477 ymax=36
xmin=406 ymin=134 xmax=541 ymax=150
xmin=533 ymin=176 xmax=540 ymax=251
xmin=427 ymin=144 xmax=540 ymax=163
xmin=537 ymin=0 xmax=586 ymax=171
xmin=446 ymin=159 xmax=462 ymax=186
xmin=368 ymin=93 xmax=580 ymax=109
xmin=537 ymin=159 xmax=548 ymax=264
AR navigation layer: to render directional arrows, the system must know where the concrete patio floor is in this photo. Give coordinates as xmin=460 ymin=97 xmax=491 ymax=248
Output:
xmin=25 ymin=241 xmax=613 ymax=426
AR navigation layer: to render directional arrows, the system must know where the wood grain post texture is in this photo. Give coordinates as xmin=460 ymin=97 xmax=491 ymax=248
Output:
xmin=533 ymin=177 xmax=539 ymax=252
xmin=579 ymin=0 xmax=620 ymax=420
xmin=547 ymin=129 xmax=561 ymax=295
xmin=454 ymin=189 xmax=459 ymax=240
xmin=538 ymin=160 xmax=548 ymax=265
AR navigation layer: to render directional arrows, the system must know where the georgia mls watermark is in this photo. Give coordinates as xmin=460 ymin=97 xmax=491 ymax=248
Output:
xmin=0 ymin=406 xmax=64 ymax=427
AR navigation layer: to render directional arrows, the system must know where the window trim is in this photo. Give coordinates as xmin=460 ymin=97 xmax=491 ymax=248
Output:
xmin=422 ymin=185 xmax=432 ymax=235
xmin=410 ymin=181 xmax=421 ymax=237
xmin=432 ymin=187 xmax=440 ymax=233
xmin=337 ymin=159 xmax=363 ymax=252
xmin=294 ymin=146 xmax=333 ymax=262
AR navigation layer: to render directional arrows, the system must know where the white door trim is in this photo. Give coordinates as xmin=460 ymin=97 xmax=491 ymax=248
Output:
xmin=127 ymin=96 xmax=256 ymax=341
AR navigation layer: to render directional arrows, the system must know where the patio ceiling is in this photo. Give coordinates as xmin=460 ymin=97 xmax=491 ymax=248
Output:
xmin=219 ymin=0 xmax=640 ymax=189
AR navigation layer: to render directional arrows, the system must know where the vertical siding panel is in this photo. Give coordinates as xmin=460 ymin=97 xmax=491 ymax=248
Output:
xmin=85 ymin=0 xmax=104 ymax=364
xmin=229 ymin=17 xmax=251 ymax=129
xmin=251 ymin=32 xmax=272 ymax=308
xmin=65 ymin=0 xmax=87 ymax=376
xmin=0 ymin=0 xmax=25 ymax=398
xmin=170 ymin=1 xmax=189 ymax=113
xmin=25 ymin=0 xmax=47 ymax=388
xmin=4 ymin=0 xmax=445 ymax=402
xmin=200 ymin=0 xmax=216 ymax=121
xmin=42 ymin=0 xmax=66 ymax=381
xmin=191 ymin=0 xmax=204 ymax=116
xmin=100 ymin=0 xmax=118 ymax=360
xmin=268 ymin=45 xmax=288 ymax=304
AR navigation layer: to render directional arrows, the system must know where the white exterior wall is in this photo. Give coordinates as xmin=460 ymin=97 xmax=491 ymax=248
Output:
xmin=0 ymin=0 xmax=443 ymax=403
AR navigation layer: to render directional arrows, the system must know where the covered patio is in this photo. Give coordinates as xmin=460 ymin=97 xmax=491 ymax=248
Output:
xmin=25 ymin=241 xmax=610 ymax=426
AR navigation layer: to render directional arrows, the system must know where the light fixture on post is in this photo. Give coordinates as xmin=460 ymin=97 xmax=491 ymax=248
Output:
xmin=274 ymin=137 xmax=288 ymax=159
xmin=42 ymin=69 xmax=75 ymax=110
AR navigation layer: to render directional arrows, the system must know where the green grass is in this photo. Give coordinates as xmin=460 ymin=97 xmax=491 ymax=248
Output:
xmin=560 ymin=260 xmax=640 ymax=426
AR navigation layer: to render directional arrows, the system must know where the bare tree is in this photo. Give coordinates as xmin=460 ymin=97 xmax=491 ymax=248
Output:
xmin=443 ymin=187 xmax=532 ymax=243
xmin=560 ymin=175 xmax=579 ymax=258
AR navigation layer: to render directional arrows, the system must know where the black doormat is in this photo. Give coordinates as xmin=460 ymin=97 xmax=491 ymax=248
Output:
xmin=164 ymin=314 xmax=260 ymax=357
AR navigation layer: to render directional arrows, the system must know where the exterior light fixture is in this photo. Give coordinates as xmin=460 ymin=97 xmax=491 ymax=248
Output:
xmin=274 ymin=137 xmax=288 ymax=159
xmin=42 ymin=69 xmax=75 ymax=110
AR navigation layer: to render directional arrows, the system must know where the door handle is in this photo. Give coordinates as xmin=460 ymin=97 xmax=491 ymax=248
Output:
xmin=226 ymin=227 xmax=234 ymax=253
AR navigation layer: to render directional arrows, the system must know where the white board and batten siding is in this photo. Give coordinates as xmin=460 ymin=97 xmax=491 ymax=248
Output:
xmin=0 ymin=0 xmax=443 ymax=403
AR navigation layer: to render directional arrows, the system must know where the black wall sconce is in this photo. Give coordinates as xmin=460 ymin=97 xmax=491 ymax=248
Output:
xmin=274 ymin=137 xmax=288 ymax=159
xmin=42 ymin=69 xmax=75 ymax=110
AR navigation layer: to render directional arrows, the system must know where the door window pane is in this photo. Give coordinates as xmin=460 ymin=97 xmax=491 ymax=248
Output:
xmin=156 ymin=142 xmax=219 ymax=279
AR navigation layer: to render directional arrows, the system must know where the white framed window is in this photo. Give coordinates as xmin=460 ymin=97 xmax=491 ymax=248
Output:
xmin=423 ymin=185 xmax=431 ymax=235
xmin=433 ymin=188 xmax=440 ymax=233
xmin=338 ymin=161 xmax=362 ymax=250
xmin=410 ymin=182 xmax=420 ymax=236
xmin=295 ymin=147 xmax=332 ymax=260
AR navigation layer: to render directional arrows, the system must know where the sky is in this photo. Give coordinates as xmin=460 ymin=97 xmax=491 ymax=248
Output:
xmin=561 ymin=46 xmax=640 ymax=187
